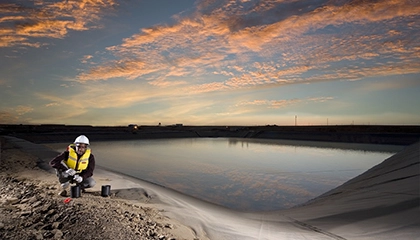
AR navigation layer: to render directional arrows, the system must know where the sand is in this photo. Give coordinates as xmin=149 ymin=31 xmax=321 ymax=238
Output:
xmin=2 ymin=136 xmax=419 ymax=239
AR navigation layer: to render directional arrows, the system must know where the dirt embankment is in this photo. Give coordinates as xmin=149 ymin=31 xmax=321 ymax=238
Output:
xmin=2 ymin=124 xmax=420 ymax=145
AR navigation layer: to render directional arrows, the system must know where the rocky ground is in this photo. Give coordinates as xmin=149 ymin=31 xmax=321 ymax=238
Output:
xmin=0 ymin=138 xmax=194 ymax=240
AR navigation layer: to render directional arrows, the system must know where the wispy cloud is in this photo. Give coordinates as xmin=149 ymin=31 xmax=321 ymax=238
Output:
xmin=15 ymin=105 xmax=33 ymax=115
xmin=0 ymin=0 xmax=117 ymax=48
xmin=0 ymin=105 xmax=33 ymax=123
xmin=78 ymin=60 xmax=160 ymax=81
xmin=80 ymin=55 xmax=94 ymax=64
xmin=35 ymin=82 xmax=158 ymax=110
xmin=237 ymin=97 xmax=334 ymax=109
xmin=0 ymin=111 xmax=19 ymax=123
xmin=361 ymin=79 xmax=420 ymax=92
xmin=76 ymin=0 xmax=420 ymax=98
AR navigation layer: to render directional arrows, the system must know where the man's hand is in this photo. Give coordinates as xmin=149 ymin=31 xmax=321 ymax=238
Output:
xmin=74 ymin=175 xmax=83 ymax=183
xmin=65 ymin=169 xmax=76 ymax=176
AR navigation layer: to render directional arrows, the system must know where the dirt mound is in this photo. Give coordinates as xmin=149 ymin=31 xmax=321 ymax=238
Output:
xmin=0 ymin=138 xmax=186 ymax=240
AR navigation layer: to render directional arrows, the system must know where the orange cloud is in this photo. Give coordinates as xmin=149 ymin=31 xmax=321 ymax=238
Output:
xmin=237 ymin=99 xmax=301 ymax=109
xmin=15 ymin=105 xmax=33 ymax=115
xmin=186 ymin=82 xmax=229 ymax=94
xmin=0 ymin=111 xmax=19 ymax=123
xmin=0 ymin=105 xmax=34 ymax=123
xmin=148 ymin=78 xmax=187 ymax=88
xmin=307 ymin=97 xmax=334 ymax=103
xmin=0 ymin=0 xmax=117 ymax=48
xmin=237 ymin=97 xmax=334 ymax=109
xmin=75 ymin=0 xmax=420 ymax=96
xmin=80 ymin=55 xmax=94 ymax=64
xmin=77 ymin=60 xmax=161 ymax=81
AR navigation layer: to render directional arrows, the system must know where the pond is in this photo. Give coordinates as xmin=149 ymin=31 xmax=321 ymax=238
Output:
xmin=46 ymin=138 xmax=403 ymax=211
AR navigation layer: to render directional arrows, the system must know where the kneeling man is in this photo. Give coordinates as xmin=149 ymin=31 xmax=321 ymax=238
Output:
xmin=50 ymin=135 xmax=96 ymax=196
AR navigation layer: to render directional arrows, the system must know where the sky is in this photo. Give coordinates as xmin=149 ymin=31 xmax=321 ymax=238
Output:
xmin=1 ymin=0 xmax=419 ymax=126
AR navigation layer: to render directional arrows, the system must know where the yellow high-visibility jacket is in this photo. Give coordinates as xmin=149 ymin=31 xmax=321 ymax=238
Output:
xmin=64 ymin=144 xmax=91 ymax=172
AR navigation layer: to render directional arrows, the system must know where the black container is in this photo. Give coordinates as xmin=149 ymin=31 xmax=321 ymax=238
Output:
xmin=70 ymin=185 xmax=81 ymax=198
xmin=101 ymin=185 xmax=111 ymax=197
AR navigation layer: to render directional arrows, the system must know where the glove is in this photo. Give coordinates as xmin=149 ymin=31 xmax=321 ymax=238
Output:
xmin=73 ymin=175 xmax=83 ymax=183
xmin=65 ymin=169 xmax=76 ymax=176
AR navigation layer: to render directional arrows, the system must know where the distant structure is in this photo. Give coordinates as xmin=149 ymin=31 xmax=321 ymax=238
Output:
xmin=128 ymin=124 xmax=138 ymax=134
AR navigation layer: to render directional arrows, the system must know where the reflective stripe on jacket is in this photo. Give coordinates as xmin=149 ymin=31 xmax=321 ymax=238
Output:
xmin=64 ymin=144 xmax=91 ymax=172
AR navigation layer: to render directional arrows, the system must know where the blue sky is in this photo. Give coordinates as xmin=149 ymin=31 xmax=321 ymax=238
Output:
xmin=1 ymin=0 xmax=419 ymax=126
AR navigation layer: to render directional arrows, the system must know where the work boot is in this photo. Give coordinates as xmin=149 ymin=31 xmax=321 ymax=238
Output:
xmin=59 ymin=181 xmax=70 ymax=197
xmin=58 ymin=189 xmax=67 ymax=197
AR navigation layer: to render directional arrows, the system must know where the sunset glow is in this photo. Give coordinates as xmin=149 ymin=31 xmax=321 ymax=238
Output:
xmin=1 ymin=0 xmax=419 ymax=126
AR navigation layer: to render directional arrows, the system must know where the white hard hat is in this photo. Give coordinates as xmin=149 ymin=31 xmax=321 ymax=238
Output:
xmin=74 ymin=135 xmax=90 ymax=145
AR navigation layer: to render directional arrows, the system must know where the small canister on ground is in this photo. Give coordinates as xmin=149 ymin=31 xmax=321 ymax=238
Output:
xmin=70 ymin=185 xmax=81 ymax=198
xmin=101 ymin=185 xmax=111 ymax=197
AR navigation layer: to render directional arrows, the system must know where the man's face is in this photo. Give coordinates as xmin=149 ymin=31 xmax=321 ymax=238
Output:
xmin=76 ymin=143 xmax=87 ymax=155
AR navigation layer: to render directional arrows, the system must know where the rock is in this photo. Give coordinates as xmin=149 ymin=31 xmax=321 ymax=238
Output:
xmin=5 ymin=197 xmax=19 ymax=205
xmin=159 ymin=234 xmax=166 ymax=240
xmin=53 ymin=229 xmax=63 ymax=239
xmin=43 ymin=231 xmax=53 ymax=238
xmin=47 ymin=209 xmax=56 ymax=215
xmin=28 ymin=196 xmax=38 ymax=203
xmin=20 ymin=210 xmax=32 ymax=216
xmin=32 ymin=201 xmax=42 ymax=208
xmin=42 ymin=224 xmax=53 ymax=230
xmin=147 ymin=229 xmax=156 ymax=237
xmin=34 ymin=232 xmax=44 ymax=240
xmin=52 ymin=221 xmax=62 ymax=229
xmin=32 ymin=222 xmax=44 ymax=230
xmin=40 ymin=204 xmax=51 ymax=213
